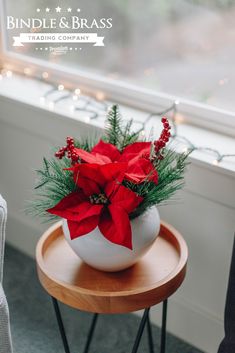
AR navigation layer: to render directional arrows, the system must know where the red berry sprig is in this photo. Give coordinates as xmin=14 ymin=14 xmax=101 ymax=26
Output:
xmin=55 ymin=136 xmax=79 ymax=164
xmin=153 ymin=117 xmax=171 ymax=160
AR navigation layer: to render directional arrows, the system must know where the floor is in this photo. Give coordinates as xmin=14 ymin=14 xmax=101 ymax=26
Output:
xmin=3 ymin=245 xmax=204 ymax=353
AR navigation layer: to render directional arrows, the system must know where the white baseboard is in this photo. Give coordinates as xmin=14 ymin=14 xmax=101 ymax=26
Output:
xmin=5 ymin=213 xmax=224 ymax=353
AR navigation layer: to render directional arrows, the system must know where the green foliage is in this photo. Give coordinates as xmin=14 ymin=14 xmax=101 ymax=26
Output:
xmin=27 ymin=105 xmax=189 ymax=222
xmin=104 ymin=105 xmax=139 ymax=150
xmin=26 ymin=157 xmax=76 ymax=222
xmin=125 ymin=149 xmax=189 ymax=219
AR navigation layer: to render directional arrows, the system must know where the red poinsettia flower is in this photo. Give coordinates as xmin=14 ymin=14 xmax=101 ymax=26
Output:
xmin=47 ymin=162 xmax=143 ymax=249
xmin=73 ymin=140 xmax=158 ymax=184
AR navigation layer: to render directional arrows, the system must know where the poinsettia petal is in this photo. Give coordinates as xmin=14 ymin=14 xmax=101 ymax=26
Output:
xmin=119 ymin=142 xmax=151 ymax=162
xmin=68 ymin=215 xmax=100 ymax=239
xmin=76 ymin=176 xmax=101 ymax=196
xmin=107 ymin=183 xmax=143 ymax=213
xmin=67 ymin=203 xmax=103 ymax=238
xmin=47 ymin=191 xmax=88 ymax=220
xmin=91 ymin=140 xmax=121 ymax=162
xmin=99 ymin=205 xmax=133 ymax=249
xmin=72 ymin=163 xmax=103 ymax=188
xmin=74 ymin=148 xmax=110 ymax=164
xmin=99 ymin=162 xmax=128 ymax=187
xmin=125 ymin=158 xmax=158 ymax=184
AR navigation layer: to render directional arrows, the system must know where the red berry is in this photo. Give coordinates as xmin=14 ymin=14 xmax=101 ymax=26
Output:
xmin=161 ymin=117 xmax=167 ymax=123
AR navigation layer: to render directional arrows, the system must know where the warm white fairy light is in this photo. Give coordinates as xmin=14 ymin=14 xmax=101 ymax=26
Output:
xmin=96 ymin=91 xmax=105 ymax=101
xmin=24 ymin=67 xmax=31 ymax=75
xmin=73 ymin=88 xmax=81 ymax=100
xmin=139 ymin=130 xmax=146 ymax=138
xmin=84 ymin=116 xmax=90 ymax=123
xmin=182 ymin=146 xmax=189 ymax=153
xmin=6 ymin=70 xmax=12 ymax=78
xmin=72 ymin=94 xmax=78 ymax=101
xmin=212 ymin=159 xmax=219 ymax=166
xmin=58 ymin=84 xmax=64 ymax=91
xmin=174 ymin=100 xmax=180 ymax=105
xmin=42 ymin=71 xmax=49 ymax=79
xmin=174 ymin=113 xmax=185 ymax=125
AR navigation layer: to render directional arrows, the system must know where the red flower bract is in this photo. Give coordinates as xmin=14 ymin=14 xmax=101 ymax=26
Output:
xmin=74 ymin=140 xmax=158 ymax=184
xmin=47 ymin=162 xmax=143 ymax=249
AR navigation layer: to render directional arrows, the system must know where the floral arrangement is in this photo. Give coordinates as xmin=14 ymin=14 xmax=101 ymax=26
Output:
xmin=28 ymin=105 xmax=188 ymax=249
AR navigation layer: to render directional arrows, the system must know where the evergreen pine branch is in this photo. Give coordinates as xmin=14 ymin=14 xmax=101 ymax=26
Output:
xmin=126 ymin=149 xmax=189 ymax=219
xmin=103 ymin=105 xmax=122 ymax=147
xmin=26 ymin=156 xmax=77 ymax=221
xmin=118 ymin=119 xmax=140 ymax=150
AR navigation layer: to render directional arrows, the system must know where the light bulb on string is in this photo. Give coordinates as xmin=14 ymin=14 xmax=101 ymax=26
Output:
xmin=174 ymin=113 xmax=185 ymax=125
xmin=24 ymin=67 xmax=31 ymax=76
xmin=182 ymin=146 xmax=189 ymax=153
xmin=84 ymin=116 xmax=90 ymax=123
xmin=73 ymin=88 xmax=81 ymax=100
xmin=96 ymin=91 xmax=105 ymax=101
xmin=42 ymin=71 xmax=49 ymax=79
xmin=58 ymin=84 xmax=64 ymax=91
xmin=6 ymin=70 xmax=13 ymax=78
xmin=212 ymin=159 xmax=219 ymax=166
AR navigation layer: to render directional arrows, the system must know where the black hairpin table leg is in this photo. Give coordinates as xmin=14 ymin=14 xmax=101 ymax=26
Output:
xmin=131 ymin=308 xmax=150 ymax=353
xmin=52 ymin=297 xmax=71 ymax=353
xmin=160 ymin=299 xmax=168 ymax=353
xmin=83 ymin=313 xmax=98 ymax=353
xmin=147 ymin=311 xmax=155 ymax=353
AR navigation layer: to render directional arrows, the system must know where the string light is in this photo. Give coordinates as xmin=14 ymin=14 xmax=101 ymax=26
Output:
xmin=182 ymin=147 xmax=189 ymax=153
xmin=84 ymin=116 xmax=91 ymax=123
xmin=23 ymin=67 xmax=31 ymax=75
xmin=96 ymin=91 xmax=105 ymax=101
xmin=6 ymin=70 xmax=12 ymax=78
xmin=42 ymin=71 xmax=49 ymax=79
xmin=212 ymin=159 xmax=219 ymax=166
xmin=38 ymin=79 xmax=235 ymax=167
xmin=58 ymin=84 xmax=64 ymax=91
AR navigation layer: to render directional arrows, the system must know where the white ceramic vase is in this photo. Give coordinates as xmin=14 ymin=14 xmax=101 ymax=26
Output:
xmin=62 ymin=207 xmax=160 ymax=272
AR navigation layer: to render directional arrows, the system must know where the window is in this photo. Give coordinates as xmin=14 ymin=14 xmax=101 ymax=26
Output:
xmin=1 ymin=0 xmax=235 ymax=135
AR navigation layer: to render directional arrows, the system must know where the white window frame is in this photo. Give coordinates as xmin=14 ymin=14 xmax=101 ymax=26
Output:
xmin=0 ymin=1 xmax=235 ymax=137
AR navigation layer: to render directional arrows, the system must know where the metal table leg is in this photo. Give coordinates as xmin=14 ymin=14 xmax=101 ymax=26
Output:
xmin=52 ymin=297 xmax=71 ymax=353
xmin=83 ymin=313 xmax=98 ymax=353
xmin=131 ymin=308 xmax=150 ymax=353
xmin=52 ymin=297 xmax=98 ymax=353
xmin=160 ymin=299 xmax=168 ymax=353
xmin=147 ymin=311 xmax=155 ymax=353
xmin=52 ymin=297 xmax=168 ymax=353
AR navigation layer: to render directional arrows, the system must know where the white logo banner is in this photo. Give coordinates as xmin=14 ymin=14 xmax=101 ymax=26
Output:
xmin=13 ymin=33 xmax=104 ymax=47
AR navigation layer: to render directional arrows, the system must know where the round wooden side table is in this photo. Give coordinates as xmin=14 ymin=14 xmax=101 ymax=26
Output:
xmin=36 ymin=221 xmax=188 ymax=353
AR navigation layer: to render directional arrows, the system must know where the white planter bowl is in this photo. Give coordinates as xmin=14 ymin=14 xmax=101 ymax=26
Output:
xmin=62 ymin=207 xmax=160 ymax=272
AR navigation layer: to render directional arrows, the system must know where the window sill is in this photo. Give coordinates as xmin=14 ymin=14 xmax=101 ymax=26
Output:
xmin=0 ymin=72 xmax=234 ymax=178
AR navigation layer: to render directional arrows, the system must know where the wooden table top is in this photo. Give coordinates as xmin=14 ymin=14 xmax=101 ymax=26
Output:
xmin=36 ymin=221 xmax=188 ymax=314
